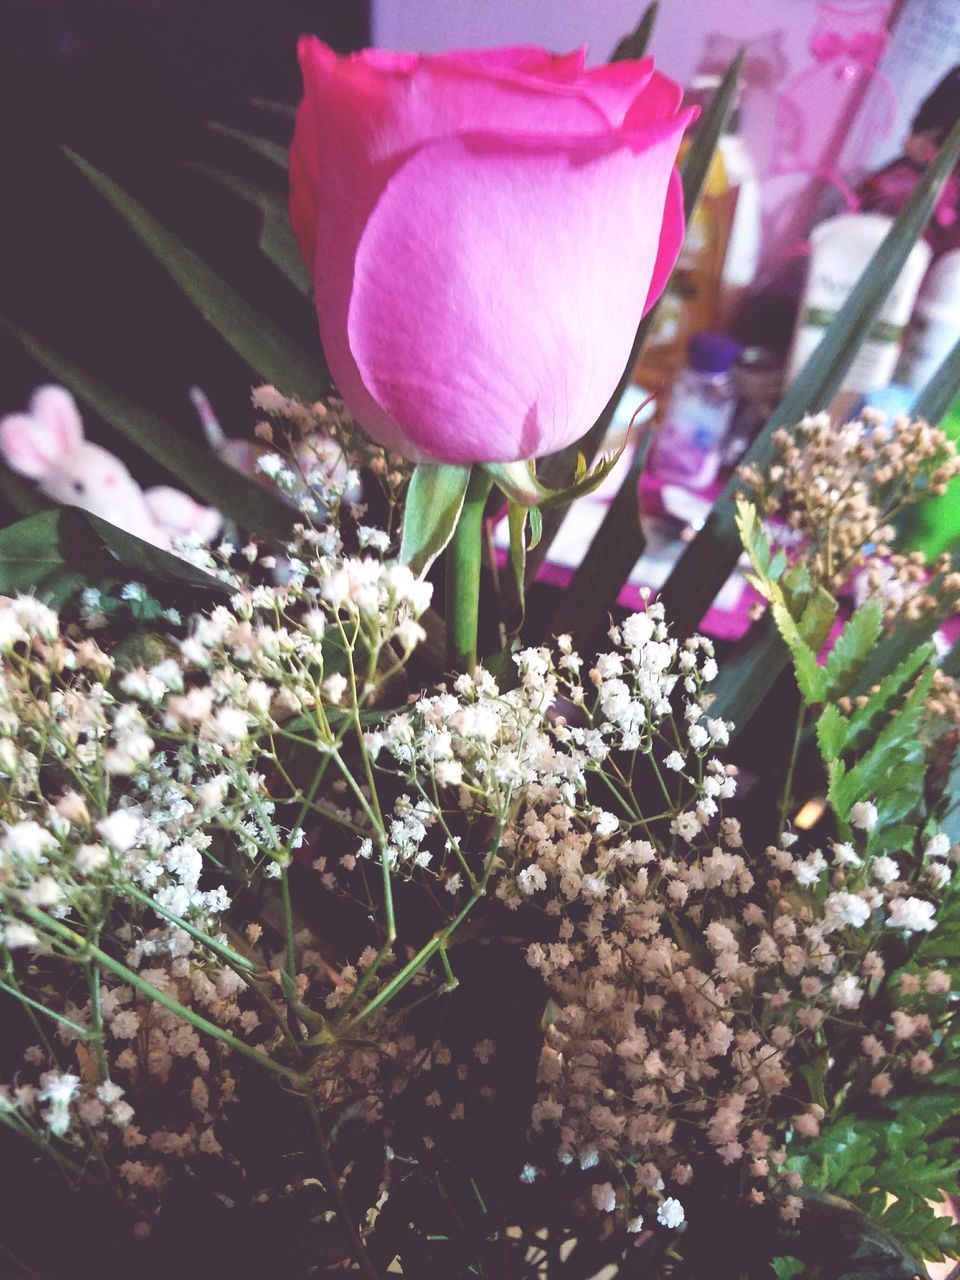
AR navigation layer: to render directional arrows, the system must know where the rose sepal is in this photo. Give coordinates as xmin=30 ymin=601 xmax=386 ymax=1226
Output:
xmin=483 ymin=439 xmax=628 ymax=510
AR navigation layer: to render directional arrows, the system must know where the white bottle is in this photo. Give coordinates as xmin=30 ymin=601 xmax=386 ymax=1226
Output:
xmin=787 ymin=213 xmax=932 ymax=392
xmin=896 ymin=250 xmax=960 ymax=392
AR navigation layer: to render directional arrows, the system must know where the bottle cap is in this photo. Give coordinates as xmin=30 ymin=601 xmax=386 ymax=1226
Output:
xmin=688 ymin=332 xmax=741 ymax=374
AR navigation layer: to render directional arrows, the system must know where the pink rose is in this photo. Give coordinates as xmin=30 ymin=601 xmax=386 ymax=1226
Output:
xmin=291 ymin=40 xmax=691 ymax=464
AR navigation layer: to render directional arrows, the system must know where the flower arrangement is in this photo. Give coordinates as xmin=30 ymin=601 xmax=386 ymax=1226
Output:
xmin=1 ymin=8 xmax=960 ymax=1279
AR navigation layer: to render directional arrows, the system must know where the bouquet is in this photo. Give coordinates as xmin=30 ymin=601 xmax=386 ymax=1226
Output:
xmin=1 ymin=9 xmax=960 ymax=1279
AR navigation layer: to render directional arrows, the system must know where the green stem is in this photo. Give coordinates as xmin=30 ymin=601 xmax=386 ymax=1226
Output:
xmin=19 ymin=907 xmax=294 ymax=1081
xmin=302 ymin=1095 xmax=382 ymax=1280
xmin=445 ymin=468 xmax=494 ymax=673
xmin=779 ymin=699 xmax=807 ymax=830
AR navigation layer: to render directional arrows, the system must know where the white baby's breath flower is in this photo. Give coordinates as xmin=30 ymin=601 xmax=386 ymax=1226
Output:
xmin=850 ymin=801 xmax=878 ymax=832
xmin=887 ymin=897 xmax=936 ymax=933
xmin=657 ymin=1198 xmax=685 ymax=1229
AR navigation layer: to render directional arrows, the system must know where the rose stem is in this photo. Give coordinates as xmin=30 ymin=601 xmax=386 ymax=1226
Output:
xmin=445 ymin=467 xmax=494 ymax=672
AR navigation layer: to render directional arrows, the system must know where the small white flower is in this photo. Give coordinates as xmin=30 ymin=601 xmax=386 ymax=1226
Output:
xmin=591 ymin=1182 xmax=617 ymax=1213
xmin=850 ymin=801 xmax=878 ymax=833
xmin=887 ymin=897 xmax=936 ymax=933
xmin=594 ymin=811 xmax=619 ymax=838
xmin=925 ymin=833 xmax=951 ymax=859
xmin=664 ymin=751 xmax=685 ymax=772
xmin=657 ymin=1197 xmax=685 ymax=1229
xmin=871 ymin=855 xmax=899 ymax=885
xmin=97 ymin=809 xmax=142 ymax=853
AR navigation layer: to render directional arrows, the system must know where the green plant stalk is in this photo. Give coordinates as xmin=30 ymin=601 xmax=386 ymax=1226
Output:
xmin=20 ymin=906 xmax=294 ymax=1080
xmin=126 ymin=883 xmax=256 ymax=971
xmin=445 ymin=468 xmax=495 ymax=672
xmin=302 ymin=1093 xmax=382 ymax=1280
xmin=0 ymin=977 xmax=92 ymax=1041
xmin=341 ymin=818 xmax=505 ymax=1033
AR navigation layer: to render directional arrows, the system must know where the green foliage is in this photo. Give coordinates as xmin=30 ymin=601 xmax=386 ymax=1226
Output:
xmin=770 ymin=1259 xmax=804 ymax=1280
xmin=0 ymin=508 xmax=223 ymax=610
xmin=205 ymin=122 xmax=289 ymax=170
xmin=399 ymin=462 xmax=471 ymax=578
xmin=190 ymin=164 xmax=311 ymax=294
xmin=610 ymin=2 xmax=659 ymax=61
xmin=64 ymin=149 xmax=327 ymax=401
xmin=737 ymin=500 xmax=938 ymax=829
xmin=792 ymin=1103 xmax=960 ymax=1269
xmin=914 ymin=332 xmax=960 ymax=424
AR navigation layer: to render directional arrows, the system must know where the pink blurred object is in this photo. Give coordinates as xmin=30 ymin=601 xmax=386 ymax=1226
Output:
xmin=773 ymin=1 xmax=895 ymax=208
xmin=0 ymin=386 xmax=221 ymax=553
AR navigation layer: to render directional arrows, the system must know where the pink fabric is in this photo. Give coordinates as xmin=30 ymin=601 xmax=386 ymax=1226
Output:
xmin=290 ymin=39 xmax=690 ymax=463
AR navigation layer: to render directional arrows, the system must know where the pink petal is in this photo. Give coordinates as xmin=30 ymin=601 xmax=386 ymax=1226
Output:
xmin=643 ymin=166 xmax=685 ymax=316
xmin=346 ymin=121 xmax=689 ymax=464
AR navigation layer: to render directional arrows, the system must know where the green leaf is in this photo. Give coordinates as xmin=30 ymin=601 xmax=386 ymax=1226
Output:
xmin=914 ymin=332 xmax=960 ymax=424
xmin=0 ymin=508 xmax=224 ymax=608
xmin=505 ymin=501 xmax=530 ymax=636
xmin=528 ymin=52 xmax=744 ymax=580
xmin=788 ymin=1187 xmax=925 ymax=1279
xmin=816 ymin=703 xmax=848 ymax=763
xmin=206 ymin=122 xmax=289 ymax=170
xmin=399 ymin=463 xmax=471 ymax=577
xmin=610 ymin=2 xmax=659 ymax=61
xmin=2 ymin=321 xmax=294 ymax=542
xmin=771 ymin=1259 xmax=804 ymax=1280
xmin=658 ymin=114 xmax=960 ymax=641
xmin=829 ymin=662 xmax=935 ymax=817
xmin=823 ymin=600 xmax=884 ymax=697
xmin=844 ymin=643 xmax=936 ymax=753
xmin=251 ymin=98 xmax=296 ymax=121
xmin=0 ymin=465 xmax=53 ymax=520
xmin=527 ymin=506 xmax=543 ymax=552
xmin=64 ymin=148 xmax=327 ymax=400
xmin=190 ymin=164 xmax=310 ymax=294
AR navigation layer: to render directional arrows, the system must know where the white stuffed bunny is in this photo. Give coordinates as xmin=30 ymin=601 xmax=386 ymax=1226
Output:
xmin=0 ymin=386 xmax=221 ymax=552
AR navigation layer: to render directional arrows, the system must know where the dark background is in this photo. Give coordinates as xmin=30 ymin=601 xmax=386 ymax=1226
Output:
xmin=0 ymin=0 xmax=369 ymax=509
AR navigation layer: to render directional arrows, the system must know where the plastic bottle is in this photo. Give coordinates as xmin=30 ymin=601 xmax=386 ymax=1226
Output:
xmin=721 ymin=347 xmax=784 ymax=468
xmin=634 ymin=77 xmax=735 ymax=401
xmin=648 ymin=332 xmax=742 ymax=489
xmin=786 ymin=213 xmax=932 ymax=392
xmin=896 ymin=249 xmax=960 ymax=392
xmin=717 ymin=105 xmax=762 ymax=331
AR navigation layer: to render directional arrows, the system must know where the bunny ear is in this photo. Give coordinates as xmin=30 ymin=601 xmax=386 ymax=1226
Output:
xmin=29 ymin=385 xmax=84 ymax=453
xmin=0 ymin=412 xmax=62 ymax=479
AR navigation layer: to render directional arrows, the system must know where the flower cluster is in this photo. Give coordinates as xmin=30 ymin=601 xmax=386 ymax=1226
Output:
xmin=0 ymin=541 xmax=955 ymax=1252
xmin=739 ymin=412 xmax=960 ymax=616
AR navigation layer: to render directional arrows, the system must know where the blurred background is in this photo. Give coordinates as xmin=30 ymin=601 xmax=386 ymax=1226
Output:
xmin=0 ymin=0 xmax=368 ymax=503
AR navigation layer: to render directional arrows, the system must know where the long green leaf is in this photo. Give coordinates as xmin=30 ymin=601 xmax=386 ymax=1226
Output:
xmin=610 ymin=2 xmax=659 ymax=61
xmin=251 ymin=98 xmax=297 ymax=121
xmin=0 ymin=466 xmax=53 ymax=520
xmin=658 ymin=115 xmax=960 ymax=641
xmin=64 ymin=149 xmax=327 ymax=400
xmin=913 ymin=333 xmax=960 ymax=424
xmin=190 ymin=164 xmax=311 ymax=294
xmin=399 ymin=463 xmax=471 ymax=577
xmin=206 ymin=122 xmax=290 ymax=170
xmin=531 ymin=51 xmax=743 ymax=585
xmin=0 ymin=508 xmax=223 ymax=608
xmin=2 ymin=321 xmax=295 ymax=542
